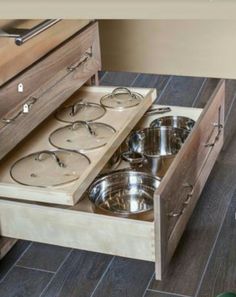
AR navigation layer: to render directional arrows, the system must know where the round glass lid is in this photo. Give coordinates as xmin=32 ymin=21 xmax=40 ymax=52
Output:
xmin=49 ymin=121 xmax=116 ymax=151
xmin=10 ymin=150 xmax=90 ymax=188
xmin=100 ymin=87 xmax=143 ymax=110
xmin=55 ymin=102 xmax=106 ymax=123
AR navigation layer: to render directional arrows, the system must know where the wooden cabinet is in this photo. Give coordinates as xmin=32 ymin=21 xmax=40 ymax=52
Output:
xmin=0 ymin=20 xmax=225 ymax=280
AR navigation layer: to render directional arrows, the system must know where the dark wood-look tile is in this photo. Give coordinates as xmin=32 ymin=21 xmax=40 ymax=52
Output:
xmin=196 ymin=191 xmax=236 ymax=297
xmin=225 ymin=79 xmax=236 ymax=118
xmin=157 ymin=76 xmax=205 ymax=107
xmin=192 ymin=78 xmax=219 ymax=108
xmin=92 ymin=257 xmax=154 ymax=297
xmin=0 ymin=266 xmax=52 ymax=297
xmin=0 ymin=240 xmax=31 ymax=282
xmin=41 ymin=250 xmax=112 ymax=297
xmin=98 ymin=71 xmax=106 ymax=80
xmin=99 ymin=71 xmax=138 ymax=86
xmin=149 ymin=161 xmax=236 ymax=297
xmin=131 ymin=74 xmax=171 ymax=100
xmin=17 ymin=243 xmax=71 ymax=272
xmin=144 ymin=290 xmax=190 ymax=297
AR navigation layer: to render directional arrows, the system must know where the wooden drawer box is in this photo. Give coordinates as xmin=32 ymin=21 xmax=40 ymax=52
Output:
xmin=0 ymin=78 xmax=225 ymax=280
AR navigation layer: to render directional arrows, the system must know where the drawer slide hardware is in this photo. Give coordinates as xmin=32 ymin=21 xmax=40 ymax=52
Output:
xmin=0 ymin=20 xmax=61 ymax=46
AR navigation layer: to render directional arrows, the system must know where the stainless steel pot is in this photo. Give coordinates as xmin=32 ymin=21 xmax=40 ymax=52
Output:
xmin=89 ymin=169 xmax=161 ymax=220
xmin=150 ymin=115 xmax=195 ymax=131
xmin=123 ymin=127 xmax=189 ymax=178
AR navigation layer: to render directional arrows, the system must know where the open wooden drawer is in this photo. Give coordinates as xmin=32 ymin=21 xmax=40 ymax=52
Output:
xmin=0 ymin=79 xmax=225 ymax=280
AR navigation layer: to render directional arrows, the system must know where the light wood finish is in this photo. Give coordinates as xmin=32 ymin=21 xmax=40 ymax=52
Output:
xmin=154 ymin=80 xmax=225 ymax=278
xmin=0 ymin=199 xmax=155 ymax=263
xmin=0 ymin=86 xmax=156 ymax=206
xmin=0 ymin=19 xmax=90 ymax=86
xmin=0 ymin=22 xmax=100 ymax=161
xmin=0 ymin=237 xmax=17 ymax=259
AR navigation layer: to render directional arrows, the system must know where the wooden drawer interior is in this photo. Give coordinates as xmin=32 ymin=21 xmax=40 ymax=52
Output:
xmin=0 ymin=21 xmax=101 ymax=160
xmin=0 ymin=86 xmax=156 ymax=206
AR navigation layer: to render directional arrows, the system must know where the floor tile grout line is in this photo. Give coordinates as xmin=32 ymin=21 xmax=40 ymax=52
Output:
xmin=141 ymin=271 xmax=155 ymax=297
xmin=15 ymin=264 xmax=55 ymax=274
xmin=194 ymin=190 xmax=235 ymax=297
xmin=130 ymin=73 xmax=141 ymax=87
xmin=147 ymin=288 xmax=191 ymax=297
xmin=38 ymin=248 xmax=73 ymax=297
xmin=155 ymin=76 xmax=173 ymax=103
xmin=192 ymin=77 xmax=207 ymax=107
xmin=0 ymin=241 xmax=33 ymax=284
xmin=99 ymin=71 xmax=108 ymax=83
xmin=89 ymin=256 xmax=115 ymax=297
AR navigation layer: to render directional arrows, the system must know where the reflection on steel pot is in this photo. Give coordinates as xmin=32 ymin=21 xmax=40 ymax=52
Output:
xmin=89 ymin=169 xmax=161 ymax=220
xmin=123 ymin=127 xmax=189 ymax=178
xmin=150 ymin=116 xmax=195 ymax=131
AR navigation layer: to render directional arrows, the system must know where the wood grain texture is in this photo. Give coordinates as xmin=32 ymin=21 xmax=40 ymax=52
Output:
xmin=92 ymin=257 xmax=154 ymax=297
xmin=0 ymin=237 xmax=17 ymax=260
xmin=0 ymin=240 xmax=31 ymax=281
xmin=150 ymin=161 xmax=236 ymax=296
xmin=0 ymin=20 xmax=90 ymax=86
xmin=0 ymin=266 xmax=52 ymax=297
xmin=17 ymin=243 xmax=71 ymax=272
xmin=41 ymin=250 xmax=112 ymax=297
xmin=196 ymin=191 xmax=236 ymax=297
xmin=156 ymin=79 xmax=225 ymax=240
xmin=158 ymin=76 xmax=205 ymax=107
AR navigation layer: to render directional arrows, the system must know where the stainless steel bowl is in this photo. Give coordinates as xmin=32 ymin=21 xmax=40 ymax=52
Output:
xmin=89 ymin=169 xmax=161 ymax=220
xmin=150 ymin=115 xmax=195 ymax=131
xmin=123 ymin=127 xmax=189 ymax=178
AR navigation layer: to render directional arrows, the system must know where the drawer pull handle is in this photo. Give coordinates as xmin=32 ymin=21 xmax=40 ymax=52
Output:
xmin=1 ymin=97 xmax=38 ymax=125
xmin=145 ymin=106 xmax=171 ymax=116
xmin=0 ymin=19 xmax=61 ymax=46
xmin=67 ymin=52 xmax=92 ymax=72
xmin=36 ymin=151 xmax=65 ymax=168
xmin=168 ymin=184 xmax=194 ymax=217
xmin=205 ymin=106 xmax=223 ymax=147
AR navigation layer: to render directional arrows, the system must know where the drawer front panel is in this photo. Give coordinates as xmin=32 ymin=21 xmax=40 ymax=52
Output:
xmin=154 ymin=79 xmax=225 ymax=276
xmin=0 ymin=199 xmax=155 ymax=263
xmin=0 ymin=22 xmax=101 ymax=160
xmin=0 ymin=19 xmax=90 ymax=86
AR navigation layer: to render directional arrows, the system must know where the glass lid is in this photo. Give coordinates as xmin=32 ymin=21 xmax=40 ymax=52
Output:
xmin=10 ymin=150 xmax=90 ymax=188
xmin=49 ymin=121 xmax=116 ymax=151
xmin=100 ymin=87 xmax=143 ymax=110
xmin=55 ymin=101 xmax=106 ymax=123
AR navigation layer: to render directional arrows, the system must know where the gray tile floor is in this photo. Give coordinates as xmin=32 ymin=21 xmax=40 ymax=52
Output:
xmin=1 ymin=72 xmax=236 ymax=297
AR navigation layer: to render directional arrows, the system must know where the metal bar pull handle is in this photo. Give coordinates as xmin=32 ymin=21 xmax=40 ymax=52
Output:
xmin=0 ymin=20 xmax=61 ymax=46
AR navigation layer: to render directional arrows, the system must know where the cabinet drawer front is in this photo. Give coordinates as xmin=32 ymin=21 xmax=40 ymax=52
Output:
xmin=154 ymin=79 xmax=225 ymax=275
xmin=0 ymin=22 xmax=100 ymax=160
xmin=0 ymin=20 xmax=90 ymax=86
xmin=0 ymin=199 xmax=155 ymax=263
